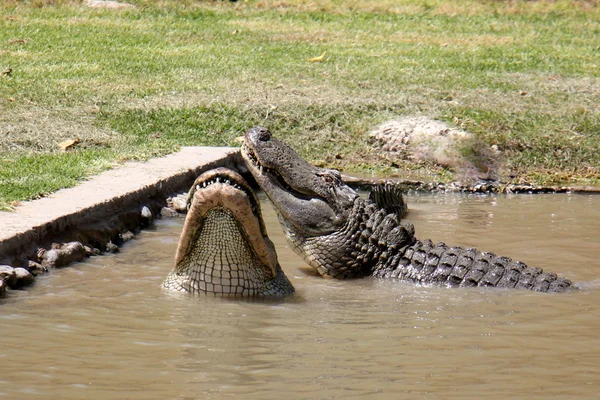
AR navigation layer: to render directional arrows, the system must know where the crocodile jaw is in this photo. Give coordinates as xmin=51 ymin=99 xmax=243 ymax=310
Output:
xmin=164 ymin=168 xmax=293 ymax=296
xmin=175 ymin=180 xmax=278 ymax=277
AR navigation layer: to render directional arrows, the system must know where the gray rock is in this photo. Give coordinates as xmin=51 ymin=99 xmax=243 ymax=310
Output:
xmin=105 ymin=241 xmax=119 ymax=253
xmin=160 ymin=207 xmax=180 ymax=218
xmin=13 ymin=268 xmax=35 ymax=288
xmin=370 ymin=117 xmax=472 ymax=168
xmin=167 ymin=194 xmax=188 ymax=213
xmin=42 ymin=242 xmax=87 ymax=268
xmin=0 ymin=265 xmax=17 ymax=288
xmin=141 ymin=206 xmax=152 ymax=219
xmin=370 ymin=117 xmax=498 ymax=183
xmin=120 ymin=230 xmax=135 ymax=243
xmin=84 ymin=246 xmax=102 ymax=256
xmin=27 ymin=260 xmax=47 ymax=276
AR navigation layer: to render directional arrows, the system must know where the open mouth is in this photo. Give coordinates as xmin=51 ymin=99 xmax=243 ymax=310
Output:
xmin=187 ymin=168 xmax=260 ymax=215
xmin=242 ymin=143 xmax=314 ymax=200
xmin=177 ymin=167 xmax=280 ymax=279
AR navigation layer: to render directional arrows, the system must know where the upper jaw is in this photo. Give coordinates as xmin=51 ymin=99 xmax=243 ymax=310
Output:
xmin=241 ymin=133 xmax=348 ymax=236
xmin=241 ymin=142 xmax=288 ymax=194
xmin=241 ymin=138 xmax=358 ymax=214
xmin=240 ymin=143 xmax=261 ymax=177
xmin=186 ymin=167 xmax=258 ymax=212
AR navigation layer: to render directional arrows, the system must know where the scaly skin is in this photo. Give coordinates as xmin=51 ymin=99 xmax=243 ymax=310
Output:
xmin=241 ymin=127 xmax=573 ymax=292
xmin=163 ymin=168 xmax=294 ymax=297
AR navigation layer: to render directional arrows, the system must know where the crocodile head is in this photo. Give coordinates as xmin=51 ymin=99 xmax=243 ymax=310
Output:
xmin=242 ymin=127 xmax=359 ymax=235
xmin=242 ymin=127 xmax=368 ymax=278
xmin=163 ymin=167 xmax=294 ymax=296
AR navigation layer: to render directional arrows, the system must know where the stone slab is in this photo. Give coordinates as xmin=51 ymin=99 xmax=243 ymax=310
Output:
xmin=0 ymin=146 xmax=241 ymax=259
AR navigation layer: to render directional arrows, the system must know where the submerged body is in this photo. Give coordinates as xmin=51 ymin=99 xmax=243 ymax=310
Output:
xmin=241 ymin=127 xmax=573 ymax=292
xmin=163 ymin=168 xmax=294 ymax=297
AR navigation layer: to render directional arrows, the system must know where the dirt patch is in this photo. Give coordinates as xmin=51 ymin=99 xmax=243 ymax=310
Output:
xmin=0 ymin=108 xmax=119 ymax=153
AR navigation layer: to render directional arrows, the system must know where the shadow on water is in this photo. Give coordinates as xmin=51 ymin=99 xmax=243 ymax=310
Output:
xmin=1 ymin=193 xmax=599 ymax=399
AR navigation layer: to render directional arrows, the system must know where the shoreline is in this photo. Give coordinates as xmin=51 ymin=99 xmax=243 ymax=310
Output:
xmin=0 ymin=147 xmax=597 ymax=298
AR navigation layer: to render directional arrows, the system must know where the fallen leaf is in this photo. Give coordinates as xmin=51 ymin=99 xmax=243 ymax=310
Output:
xmin=8 ymin=38 xmax=28 ymax=45
xmin=519 ymin=91 xmax=528 ymax=96
xmin=307 ymin=51 xmax=326 ymax=62
xmin=1 ymin=68 xmax=12 ymax=77
xmin=58 ymin=138 xmax=80 ymax=151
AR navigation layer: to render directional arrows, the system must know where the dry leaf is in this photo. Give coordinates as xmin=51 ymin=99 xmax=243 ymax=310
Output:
xmin=1 ymin=68 xmax=12 ymax=77
xmin=307 ymin=51 xmax=326 ymax=62
xmin=58 ymin=138 xmax=80 ymax=151
xmin=8 ymin=38 xmax=28 ymax=45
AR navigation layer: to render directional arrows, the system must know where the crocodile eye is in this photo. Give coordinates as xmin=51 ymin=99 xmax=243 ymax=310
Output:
xmin=256 ymin=127 xmax=271 ymax=142
xmin=321 ymin=174 xmax=335 ymax=184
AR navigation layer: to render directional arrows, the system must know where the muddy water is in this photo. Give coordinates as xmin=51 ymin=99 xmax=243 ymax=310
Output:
xmin=1 ymin=193 xmax=599 ymax=400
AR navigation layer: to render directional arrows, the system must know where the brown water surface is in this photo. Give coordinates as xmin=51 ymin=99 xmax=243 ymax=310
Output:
xmin=1 ymin=193 xmax=599 ymax=399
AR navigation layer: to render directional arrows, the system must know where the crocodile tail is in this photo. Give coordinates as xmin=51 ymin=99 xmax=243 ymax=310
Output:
xmin=374 ymin=239 xmax=573 ymax=293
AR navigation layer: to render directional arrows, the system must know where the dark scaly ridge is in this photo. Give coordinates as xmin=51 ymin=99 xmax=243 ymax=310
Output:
xmin=301 ymin=196 xmax=573 ymax=292
xmin=352 ymin=197 xmax=573 ymax=292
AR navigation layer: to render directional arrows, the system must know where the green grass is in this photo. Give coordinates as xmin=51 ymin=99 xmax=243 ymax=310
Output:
xmin=1 ymin=0 xmax=599 ymax=209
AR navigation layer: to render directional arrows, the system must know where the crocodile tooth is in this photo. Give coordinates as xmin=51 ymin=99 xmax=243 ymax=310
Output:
xmin=196 ymin=185 xmax=201 ymax=191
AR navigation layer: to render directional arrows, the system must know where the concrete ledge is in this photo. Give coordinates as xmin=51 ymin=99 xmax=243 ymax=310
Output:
xmin=0 ymin=146 xmax=242 ymax=265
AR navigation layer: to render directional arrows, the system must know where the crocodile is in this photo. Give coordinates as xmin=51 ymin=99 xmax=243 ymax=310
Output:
xmin=241 ymin=127 xmax=573 ymax=292
xmin=163 ymin=168 xmax=294 ymax=296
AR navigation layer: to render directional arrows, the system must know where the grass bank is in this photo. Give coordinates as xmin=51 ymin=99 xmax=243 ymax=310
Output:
xmin=1 ymin=0 xmax=598 ymax=209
